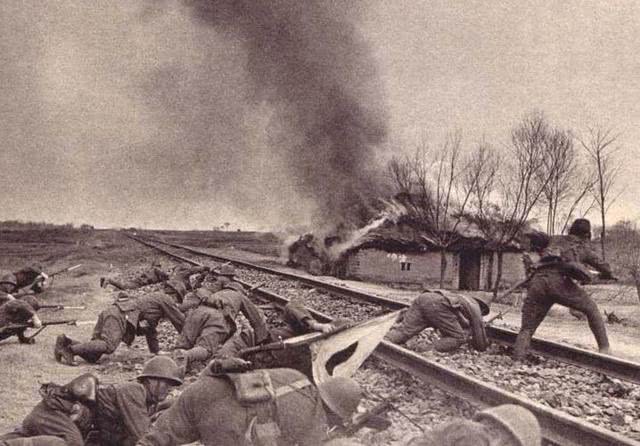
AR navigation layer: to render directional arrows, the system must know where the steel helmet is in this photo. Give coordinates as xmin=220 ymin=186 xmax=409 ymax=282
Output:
xmin=215 ymin=264 xmax=236 ymax=277
xmin=406 ymin=420 xmax=491 ymax=446
xmin=64 ymin=373 xmax=99 ymax=403
xmin=473 ymin=404 xmax=541 ymax=446
xmin=317 ymin=376 xmax=362 ymax=421
xmin=137 ymin=356 xmax=183 ymax=386
xmin=568 ymin=218 xmax=591 ymax=239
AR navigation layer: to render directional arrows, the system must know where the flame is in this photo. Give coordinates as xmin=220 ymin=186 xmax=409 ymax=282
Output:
xmin=327 ymin=199 xmax=408 ymax=259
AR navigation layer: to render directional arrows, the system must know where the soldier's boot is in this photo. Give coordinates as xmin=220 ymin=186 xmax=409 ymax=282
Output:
xmin=184 ymin=346 xmax=211 ymax=374
xmin=512 ymin=329 xmax=534 ymax=361
xmin=54 ymin=334 xmax=77 ymax=366
xmin=70 ymin=340 xmax=110 ymax=364
xmin=99 ymin=277 xmax=106 ymax=288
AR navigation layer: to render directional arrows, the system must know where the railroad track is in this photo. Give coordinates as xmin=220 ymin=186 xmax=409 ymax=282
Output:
xmin=126 ymin=232 xmax=640 ymax=446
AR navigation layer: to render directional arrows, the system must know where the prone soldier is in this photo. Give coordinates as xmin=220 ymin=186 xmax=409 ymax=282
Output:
xmin=55 ymin=292 xmax=185 ymax=366
xmin=0 ymin=297 xmax=42 ymax=345
xmin=513 ymin=219 xmax=614 ymax=360
xmin=100 ymin=262 xmax=168 ymax=291
xmin=385 ymin=289 xmax=491 ymax=352
xmin=0 ymin=265 xmax=47 ymax=304
xmin=136 ymin=364 xmax=365 ymax=446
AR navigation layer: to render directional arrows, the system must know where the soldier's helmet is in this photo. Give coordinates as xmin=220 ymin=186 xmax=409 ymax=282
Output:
xmin=137 ymin=356 xmax=184 ymax=386
xmin=215 ymin=264 xmax=236 ymax=277
xmin=406 ymin=419 xmax=491 ymax=446
xmin=568 ymin=218 xmax=592 ymax=239
xmin=473 ymin=404 xmax=541 ymax=446
xmin=317 ymin=376 xmax=363 ymax=422
xmin=524 ymin=230 xmax=551 ymax=252
xmin=63 ymin=373 xmax=99 ymax=403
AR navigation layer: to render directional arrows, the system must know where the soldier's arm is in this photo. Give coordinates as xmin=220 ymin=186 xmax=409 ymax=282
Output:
xmin=145 ymin=328 xmax=160 ymax=354
xmin=462 ymin=300 xmax=489 ymax=351
xmin=136 ymin=381 xmax=206 ymax=446
xmin=115 ymin=383 xmax=153 ymax=442
xmin=580 ymin=248 xmax=614 ymax=278
xmin=159 ymin=296 xmax=186 ymax=332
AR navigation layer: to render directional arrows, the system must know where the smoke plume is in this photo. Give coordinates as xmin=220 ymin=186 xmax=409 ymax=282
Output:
xmin=187 ymin=0 xmax=389 ymax=229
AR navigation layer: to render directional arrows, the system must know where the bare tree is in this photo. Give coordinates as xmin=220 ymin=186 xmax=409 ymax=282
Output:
xmin=608 ymin=220 xmax=640 ymax=302
xmin=578 ymin=126 xmax=622 ymax=260
xmin=535 ymin=127 xmax=596 ymax=234
xmin=387 ymin=131 xmax=478 ymax=287
xmin=464 ymin=112 xmax=554 ymax=296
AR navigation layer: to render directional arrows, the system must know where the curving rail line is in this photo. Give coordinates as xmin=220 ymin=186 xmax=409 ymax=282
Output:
xmin=125 ymin=233 xmax=640 ymax=446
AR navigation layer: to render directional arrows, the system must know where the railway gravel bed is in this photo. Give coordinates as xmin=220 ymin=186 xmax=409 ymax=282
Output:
xmin=151 ymin=245 xmax=640 ymax=442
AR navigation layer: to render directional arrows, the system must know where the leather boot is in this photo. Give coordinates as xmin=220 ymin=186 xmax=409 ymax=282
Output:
xmin=55 ymin=335 xmax=77 ymax=366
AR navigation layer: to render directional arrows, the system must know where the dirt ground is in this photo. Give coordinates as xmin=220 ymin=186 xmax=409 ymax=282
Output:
xmin=1 ymin=228 xmax=639 ymax=435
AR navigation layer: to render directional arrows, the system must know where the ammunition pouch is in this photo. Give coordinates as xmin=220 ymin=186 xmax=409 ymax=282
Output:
xmin=227 ymin=371 xmax=280 ymax=446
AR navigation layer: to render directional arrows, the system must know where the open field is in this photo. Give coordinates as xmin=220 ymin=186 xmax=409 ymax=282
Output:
xmin=2 ymin=228 xmax=640 ymax=438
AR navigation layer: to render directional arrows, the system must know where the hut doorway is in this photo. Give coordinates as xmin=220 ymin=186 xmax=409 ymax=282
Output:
xmin=458 ymin=250 xmax=481 ymax=290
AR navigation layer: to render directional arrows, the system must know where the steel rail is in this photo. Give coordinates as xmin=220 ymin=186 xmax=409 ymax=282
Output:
xmin=125 ymin=233 xmax=640 ymax=446
xmin=129 ymin=233 xmax=640 ymax=386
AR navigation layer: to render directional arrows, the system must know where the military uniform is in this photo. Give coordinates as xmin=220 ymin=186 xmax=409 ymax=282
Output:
xmin=102 ymin=267 xmax=169 ymax=290
xmin=58 ymin=293 xmax=185 ymax=364
xmin=385 ymin=290 xmax=490 ymax=352
xmin=0 ymin=266 xmax=44 ymax=303
xmin=175 ymin=283 xmax=269 ymax=370
xmin=0 ymin=437 xmax=67 ymax=446
xmin=0 ymin=299 xmax=39 ymax=344
xmin=513 ymin=229 xmax=613 ymax=359
xmin=215 ymin=302 xmax=323 ymax=374
xmin=170 ymin=264 xmax=209 ymax=291
xmin=136 ymin=368 xmax=329 ymax=446
xmin=88 ymin=382 xmax=155 ymax=446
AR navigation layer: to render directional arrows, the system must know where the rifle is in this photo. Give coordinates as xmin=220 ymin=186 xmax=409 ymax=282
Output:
xmin=37 ymin=304 xmax=86 ymax=311
xmin=16 ymin=264 xmax=83 ymax=294
xmin=328 ymin=401 xmax=393 ymax=438
xmin=239 ymin=324 xmax=351 ymax=357
xmin=485 ymin=309 xmax=511 ymax=326
xmin=1 ymin=319 xmax=77 ymax=341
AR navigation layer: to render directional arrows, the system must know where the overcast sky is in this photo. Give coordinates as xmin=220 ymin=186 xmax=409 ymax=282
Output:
xmin=1 ymin=1 xmax=638 ymax=230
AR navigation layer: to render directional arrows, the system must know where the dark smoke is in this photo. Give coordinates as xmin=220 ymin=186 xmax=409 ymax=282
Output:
xmin=187 ymin=0 xmax=389 ymax=228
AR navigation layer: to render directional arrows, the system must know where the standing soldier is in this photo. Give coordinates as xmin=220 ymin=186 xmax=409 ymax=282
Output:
xmin=385 ymin=290 xmax=491 ymax=352
xmin=136 ymin=365 xmax=364 ymax=446
xmin=0 ymin=265 xmax=47 ymax=303
xmin=0 ymin=298 xmax=42 ymax=345
xmin=513 ymin=219 xmax=615 ymax=360
xmin=99 ymin=262 xmax=168 ymax=290
xmin=55 ymin=292 xmax=185 ymax=366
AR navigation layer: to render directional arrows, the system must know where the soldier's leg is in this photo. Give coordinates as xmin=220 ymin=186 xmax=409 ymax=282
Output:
xmin=513 ymin=280 xmax=553 ymax=360
xmin=428 ymin=299 xmax=467 ymax=352
xmin=70 ymin=340 xmax=112 ymax=363
xmin=556 ymin=280 xmax=610 ymax=353
xmin=101 ymin=278 xmax=140 ymax=290
xmin=385 ymin=295 xmax=431 ymax=344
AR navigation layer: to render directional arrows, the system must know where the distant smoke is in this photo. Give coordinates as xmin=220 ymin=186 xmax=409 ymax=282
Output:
xmin=187 ymin=0 xmax=389 ymax=229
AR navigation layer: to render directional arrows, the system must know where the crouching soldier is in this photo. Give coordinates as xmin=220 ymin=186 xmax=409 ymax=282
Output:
xmin=514 ymin=219 xmax=615 ymax=360
xmin=136 ymin=363 xmax=365 ymax=446
xmin=0 ymin=265 xmax=47 ymax=304
xmin=0 ymin=373 xmax=98 ymax=446
xmin=100 ymin=262 xmax=168 ymax=290
xmin=55 ymin=292 xmax=185 ymax=366
xmin=406 ymin=404 xmax=541 ymax=446
xmin=86 ymin=356 xmax=183 ymax=446
xmin=214 ymin=301 xmax=342 ymax=376
xmin=385 ymin=289 xmax=491 ymax=353
xmin=0 ymin=298 xmax=42 ymax=345
xmin=174 ymin=279 xmax=270 ymax=373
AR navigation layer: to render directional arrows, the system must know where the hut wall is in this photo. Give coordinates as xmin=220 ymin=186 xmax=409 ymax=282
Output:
xmin=344 ymin=248 xmax=458 ymax=287
xmin=479 ymin=251 xmax=525 ymax=290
